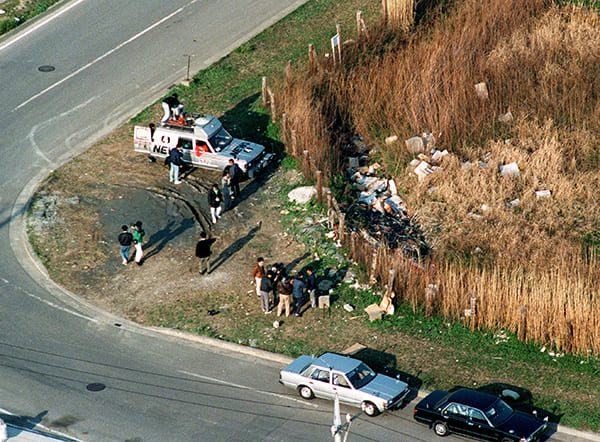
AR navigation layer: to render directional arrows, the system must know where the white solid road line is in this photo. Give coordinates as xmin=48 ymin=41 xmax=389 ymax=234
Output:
xmin=179 ymin=369 xmax=320 ymax=409
xmin=0 ymin=0 xmax=89 ymax=53
xmin=13 ymin=1 xmax=200 ymax=112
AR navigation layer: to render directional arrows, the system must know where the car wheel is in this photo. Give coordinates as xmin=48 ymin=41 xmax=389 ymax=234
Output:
xmin=298 ymin=385 xmax=314 ymax=400
xmin=362 ymin=401 xmax=379 ymax=417
xmin=433 ymin=421 xmax=449 ymax=437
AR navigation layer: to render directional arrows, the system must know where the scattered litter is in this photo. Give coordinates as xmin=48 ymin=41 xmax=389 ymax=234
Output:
xmin=422 ymin=132 xmax=436 ymax=149
xmin=346 ymin=204 xmax=429 ymax=259
xmin=475 ymin=82 xmax=489 ymax=100
xmin=207 ymin=309 xmax=219 ymax=316
xmin=430 ymin=149 xmax=448 ymax=164
xmin=498 ymin=111 xmax=514 ymax=123
xmin=499 ymin=162 xmax=520 ymax=177
xmin=535 ymin=190 xmax=551 ymax=199
xmin=507 ymin=198 xmax=520 ymax=208
xmin=343 ymin=304 xmax=354 ymax=312
xmin=364 ymin=304 xmax=384 ymax=321
xmin=318 ymin=280 xmax=334 ymax=291
xmin=273 ymin=321 xmax=280 ymax=328
xmin=468 ymin=212 xmax=484 ymax=220
xmin=385 ymin=135 xmax=398 ymax=145
xmin=414 ymin=161 xmax=437 ymax=181
xmin=405 ymin=136 xmax=425 ymax=155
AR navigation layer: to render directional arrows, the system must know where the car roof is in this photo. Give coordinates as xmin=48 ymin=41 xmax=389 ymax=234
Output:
xmin=445 ymin=388 xmax=498 ymax=409
xmin=314 ymin=352 xmax=362 ymax=373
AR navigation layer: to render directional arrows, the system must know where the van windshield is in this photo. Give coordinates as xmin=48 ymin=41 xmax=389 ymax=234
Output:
xmin=209 ymin=128 xmax=232 ymax=151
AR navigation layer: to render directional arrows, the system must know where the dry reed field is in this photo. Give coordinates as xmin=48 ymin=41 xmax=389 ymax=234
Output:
xmin=277 ymin=0 xmax=600 ymax=354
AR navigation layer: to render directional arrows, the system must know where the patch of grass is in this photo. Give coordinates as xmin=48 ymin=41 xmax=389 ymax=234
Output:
xmin=0 ymin=0 xmax=62 ymax=36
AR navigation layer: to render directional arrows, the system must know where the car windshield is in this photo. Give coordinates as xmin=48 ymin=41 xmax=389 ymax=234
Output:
xmin=484 ymin=398 xmax=514 ymax=426
xmin=346 ymin=363 xmax=376 ymax=389
xmin=208 ymin=127 xmax=232 ymax=151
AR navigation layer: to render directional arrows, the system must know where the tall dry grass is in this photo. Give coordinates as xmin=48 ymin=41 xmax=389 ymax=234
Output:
xmin=277 ymin=1 xmax=600 ymax=353
xmin=386 ymin=0 xmax=415 ymax=29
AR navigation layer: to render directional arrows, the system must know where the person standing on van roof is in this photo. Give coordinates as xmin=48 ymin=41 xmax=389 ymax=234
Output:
xmin=169 ymin=145 xmax=183 ymax=184
xmin=161 ymin=93 xmax=184 ymax=125
xmin=228 ymin=158 xmax=242 ymax=199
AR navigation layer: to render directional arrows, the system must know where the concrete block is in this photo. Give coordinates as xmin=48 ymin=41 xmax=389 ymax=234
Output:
xmin=318 ymin=295 xmax=331 ymax=308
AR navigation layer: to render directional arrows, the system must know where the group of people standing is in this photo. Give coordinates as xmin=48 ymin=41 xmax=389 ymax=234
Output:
xmin=117 ymin=221 xmax=145 ymax=266
xmin=252 ymin=257 xmax=316 ymax=318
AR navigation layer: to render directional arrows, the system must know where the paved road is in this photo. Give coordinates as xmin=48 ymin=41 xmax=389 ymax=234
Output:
xmin=0 ymin=1 xmax=598 ymax=441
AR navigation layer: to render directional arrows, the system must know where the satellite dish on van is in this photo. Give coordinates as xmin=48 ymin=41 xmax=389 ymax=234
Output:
xmin=194 ymin=116 xmax=211 ymax=126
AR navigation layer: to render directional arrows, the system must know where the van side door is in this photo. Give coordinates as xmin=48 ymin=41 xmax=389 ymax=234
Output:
xmin=177 ymin=136 xmax=194 ymax=164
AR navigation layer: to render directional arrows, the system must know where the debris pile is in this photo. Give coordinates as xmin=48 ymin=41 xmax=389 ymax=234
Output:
xmin=346 ymin=157 xmax=430 ymax=260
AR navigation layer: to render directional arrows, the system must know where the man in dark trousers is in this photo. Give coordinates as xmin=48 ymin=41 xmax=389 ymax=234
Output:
xmin=306 ymin=267 xmax=317 ymax=308
xmin=195 ymin=231 xmax=216 ymax=274
xmin=260 ymin=270 xmax=274 ymax=314
xmin=118 ymin=225 xmax=133 ymax=265
xmin=291 ymin=273 xmax=307 ymax=317
xmin=227 ymin=158 xmax=242 ymax=199
xmin=208 ymin=183 xmax=223 ymax=224
xmin=169 ymin=145 xmax=183 ymax=184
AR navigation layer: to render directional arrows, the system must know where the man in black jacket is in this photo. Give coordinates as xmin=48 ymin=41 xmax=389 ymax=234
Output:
xmin=208 ymin=184 xmax=223 ymax=224
xmin=118 ymin=225 xmax=133 ymax=265
xmin=306 ymin=267 xmax=317 ymax=308
xmin=260 ymin=270 xmax=275 ymax=314
xmin=227 ymin=158 xmax=242 ymax=198
xmin=195 ymin=232 xmax=216 ymax=274
xmin=169 ymin=145 xmax=183 ymax=184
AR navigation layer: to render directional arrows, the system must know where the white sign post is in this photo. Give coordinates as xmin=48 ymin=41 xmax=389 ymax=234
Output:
xmin=331 ymin=33 xmax=341 ymax=64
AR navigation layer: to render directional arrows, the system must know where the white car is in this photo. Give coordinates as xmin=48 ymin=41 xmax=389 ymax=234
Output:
xmin=279 ymin=352 xmax=410 ymax=416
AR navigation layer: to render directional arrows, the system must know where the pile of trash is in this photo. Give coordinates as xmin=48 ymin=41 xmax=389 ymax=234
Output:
xmin=345 ymin=156 xmax=430 ymax=261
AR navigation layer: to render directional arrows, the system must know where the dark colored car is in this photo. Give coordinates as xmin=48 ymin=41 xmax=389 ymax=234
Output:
xmin=413 ymin=388 xmax=548 ymax=441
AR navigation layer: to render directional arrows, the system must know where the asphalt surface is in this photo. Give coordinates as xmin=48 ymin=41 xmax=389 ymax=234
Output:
xmin=0 ymin=0 xmax=599 ymax=441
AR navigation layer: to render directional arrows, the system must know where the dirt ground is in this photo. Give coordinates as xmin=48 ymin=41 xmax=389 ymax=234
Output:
xmin=28 ymin=126 xmax=310 ymax=322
